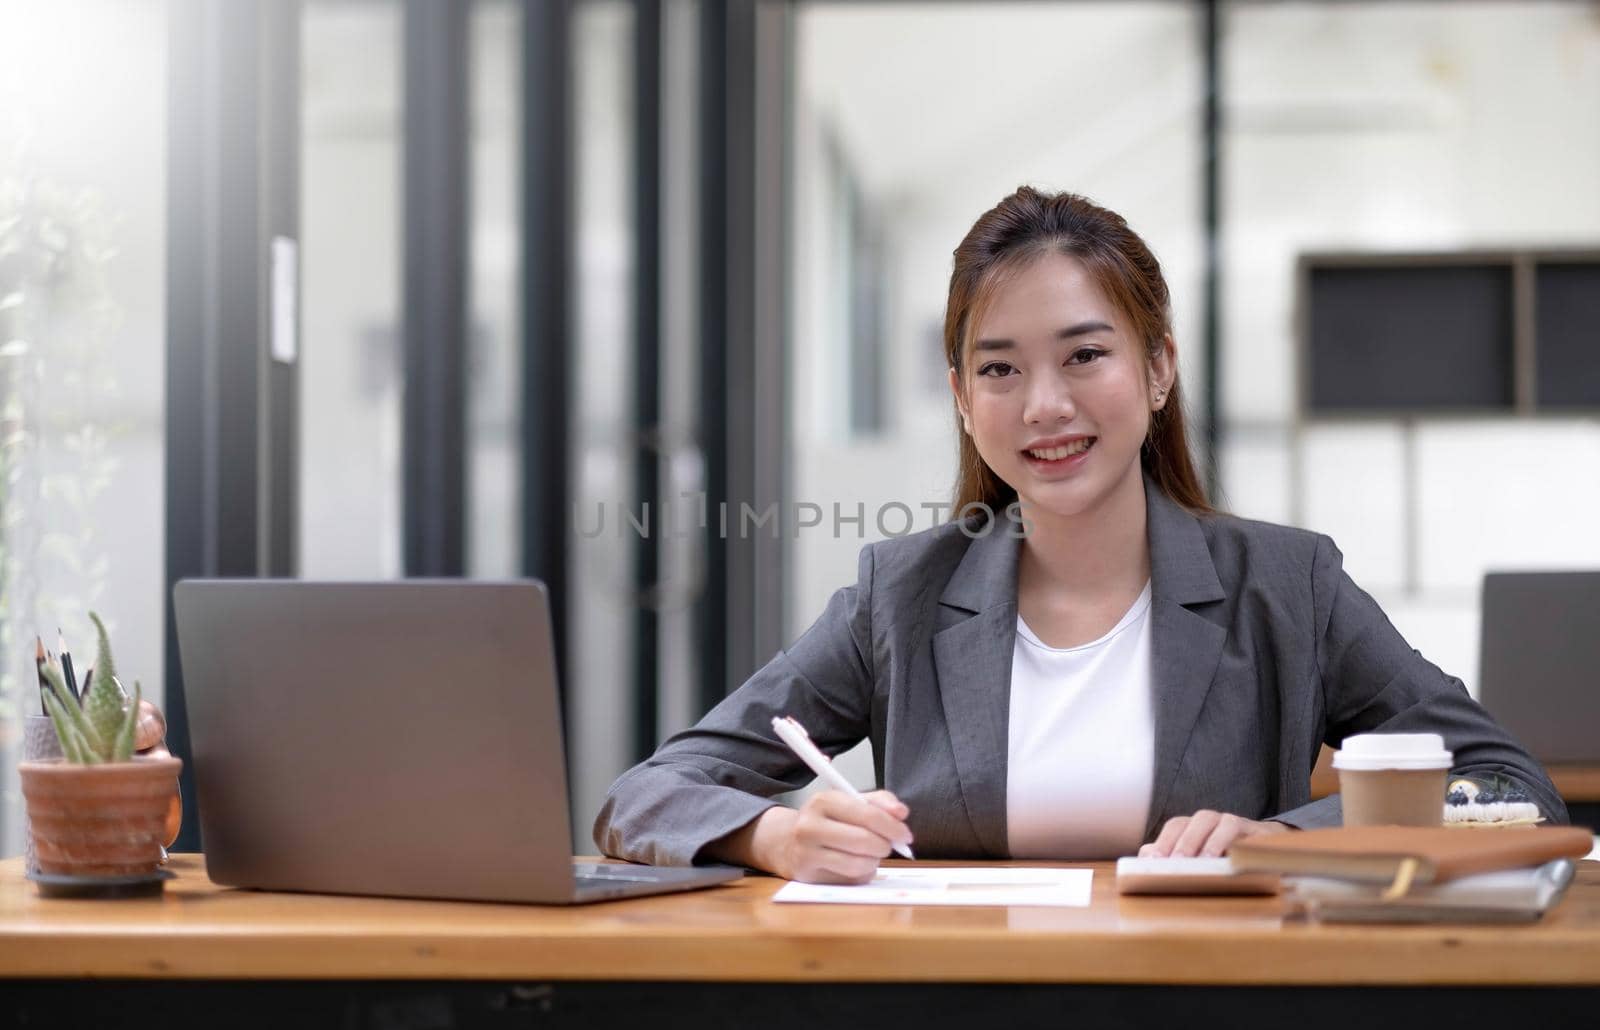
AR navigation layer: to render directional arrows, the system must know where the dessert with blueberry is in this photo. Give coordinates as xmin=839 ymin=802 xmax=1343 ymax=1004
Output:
xmin=1443 ymin=777 xmax=1542 ymax=826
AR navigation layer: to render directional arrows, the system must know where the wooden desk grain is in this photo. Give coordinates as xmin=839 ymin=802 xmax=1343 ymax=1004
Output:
xmin=2 ymin=855 xmax=1599 ymax=985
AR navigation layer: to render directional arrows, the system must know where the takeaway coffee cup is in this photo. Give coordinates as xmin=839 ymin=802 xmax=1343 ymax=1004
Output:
xmin=1333 ymin=733 xmax=1453 ymax=827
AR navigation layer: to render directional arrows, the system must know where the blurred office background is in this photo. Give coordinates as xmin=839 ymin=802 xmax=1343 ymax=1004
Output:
xmin=0 ymin=0 xmax=1596 ymax=855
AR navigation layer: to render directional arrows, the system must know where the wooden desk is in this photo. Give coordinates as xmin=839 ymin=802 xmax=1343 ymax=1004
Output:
xmin=3 ymin=855 xmax=1599 ymax=1028
xmin=1309 ymin=746 xmax=1600 ymax=804
xmin=1547 ymin=765 xmax=1600 ymax=802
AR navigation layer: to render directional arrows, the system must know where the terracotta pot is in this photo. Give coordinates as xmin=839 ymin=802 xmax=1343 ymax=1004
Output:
xmin=164 ymin=788 xmax=183 ymax=848
xmin=133 ymin=745 xmax=185 ymax=849
xmin=21 ymin=716 xmax=64 ymax=876
xmin=20 ymin=756 xmax=183 ymax=876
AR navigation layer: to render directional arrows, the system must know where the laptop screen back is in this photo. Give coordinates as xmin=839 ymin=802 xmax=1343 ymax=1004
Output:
xmin=1479 ymin=571 xmax=1600 ymax=764
xmin=175 ymin=580 xmax=579 ymax=902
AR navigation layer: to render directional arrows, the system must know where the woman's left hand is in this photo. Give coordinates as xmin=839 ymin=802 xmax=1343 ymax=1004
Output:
xmin=1138 ymin=810 xmax=1292 ymax=858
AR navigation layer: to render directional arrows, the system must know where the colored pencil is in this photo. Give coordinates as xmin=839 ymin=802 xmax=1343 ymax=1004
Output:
xmin=58 ymin=630 xmax=79 ymax=702
xmin=34 ymin=637 xmax=49 ymax=715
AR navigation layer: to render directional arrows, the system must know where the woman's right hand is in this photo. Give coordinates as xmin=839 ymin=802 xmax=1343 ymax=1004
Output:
xmin=751 ymin=790 xmax=913 ymax=884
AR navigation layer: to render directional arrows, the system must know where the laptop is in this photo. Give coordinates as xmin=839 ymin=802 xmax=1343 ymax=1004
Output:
xmin=1479 ymin=571 xmax=1600 ymax=764
xmin=173 ymin=579 xmax=742 ymax=904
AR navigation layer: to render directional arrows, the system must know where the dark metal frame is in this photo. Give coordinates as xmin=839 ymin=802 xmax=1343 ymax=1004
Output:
xmin=1201 ymin=0 xmax=1222 ymax=496
xmin=164 ymin=0 xmax=302 ymax=851
xmin=632 ymin=0 xmax=664 ymax=763
xmin=695 ymin=0 xmax=731 ymax=719
xmin=521 ymin=0 xmax=576 ymax=735
xmin=402 ymin=0 xmax=469 ymax=577
xmin=693 ymin=0 xmax=792 ymax=718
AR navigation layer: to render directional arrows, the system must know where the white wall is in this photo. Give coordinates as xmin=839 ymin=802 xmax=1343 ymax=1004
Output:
xmin=1220 ymin=1 xmax=1600 ymax=694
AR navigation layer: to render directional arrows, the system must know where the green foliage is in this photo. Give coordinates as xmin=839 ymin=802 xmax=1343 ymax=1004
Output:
xmin=41 ymin=666 xmax=92 ymax=764
xmin=83 ymin=611 xmax=123 ymax=744
xmin=0 ymin=166 xmax=122 ymax=751
xmin=38 ymin=612 xmax=139 ymax=764
xmin=112 ymin=681 xmax=141 ymax=762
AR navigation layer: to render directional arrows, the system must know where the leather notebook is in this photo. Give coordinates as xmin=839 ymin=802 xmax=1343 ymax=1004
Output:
xmin=1229 ymin=825 xmax=1593 ymax=895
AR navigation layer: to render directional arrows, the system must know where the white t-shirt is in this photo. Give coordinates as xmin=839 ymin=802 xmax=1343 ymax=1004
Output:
xmin=1005 ymin=581 xmax=1155 ymax=860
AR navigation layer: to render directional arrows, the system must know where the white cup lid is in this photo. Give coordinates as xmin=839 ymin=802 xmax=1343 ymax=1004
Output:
xmin=1332 ymin=733 xmax=1453 ymax=771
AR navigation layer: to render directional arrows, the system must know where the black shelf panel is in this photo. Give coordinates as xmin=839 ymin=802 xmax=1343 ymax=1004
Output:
xmin=1535 ymin=262 xmax=1600 ymax=410
xmin=1307 ymin=264 xmax=1514 ymax=413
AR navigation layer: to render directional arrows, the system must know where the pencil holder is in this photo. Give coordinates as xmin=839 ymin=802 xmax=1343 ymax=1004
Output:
xmin=22 ymin=715 xmax=65 ymax=875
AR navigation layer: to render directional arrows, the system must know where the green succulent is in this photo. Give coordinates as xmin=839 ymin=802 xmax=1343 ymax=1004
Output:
xmin=40 ymin=611 xmax=141 ymax=764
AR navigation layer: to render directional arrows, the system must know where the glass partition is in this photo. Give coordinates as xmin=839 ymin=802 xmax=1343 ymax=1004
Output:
xmin=468 ymin=0 xmax=523 ymax=579
xmin=299 ymin=0 xmax=405 ymax=579
xmin=568 ymin=0 xmax=638 ymax=833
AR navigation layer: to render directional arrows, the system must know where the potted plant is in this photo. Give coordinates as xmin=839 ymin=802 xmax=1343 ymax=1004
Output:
xmin=19 ymin=613 xmax=181 ymax=879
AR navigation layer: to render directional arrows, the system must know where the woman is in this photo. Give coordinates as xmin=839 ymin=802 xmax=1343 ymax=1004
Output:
xmin=594 ymin=187 xmax=1565 ymax=884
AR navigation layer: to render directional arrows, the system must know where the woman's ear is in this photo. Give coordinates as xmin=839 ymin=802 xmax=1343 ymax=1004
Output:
xmin=1150 ymin=334 xmax=1178 ymax=410
xmin=947 ymin=366 xmax=973 ymax=435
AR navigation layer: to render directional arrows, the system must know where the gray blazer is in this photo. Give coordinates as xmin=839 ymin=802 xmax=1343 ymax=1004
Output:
xmin=594 ymin=482 xmax=1567 ymax=866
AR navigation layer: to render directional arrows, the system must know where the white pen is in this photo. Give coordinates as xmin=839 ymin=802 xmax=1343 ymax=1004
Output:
xmin=771 ymin=715 xmax=915 ymax=860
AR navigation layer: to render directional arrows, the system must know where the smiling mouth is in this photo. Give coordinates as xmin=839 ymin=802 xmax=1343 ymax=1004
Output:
xmin=1023 ymin=438 xmax=1095 ymax=461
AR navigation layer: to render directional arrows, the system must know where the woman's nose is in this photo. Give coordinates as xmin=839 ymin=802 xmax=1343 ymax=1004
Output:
xmin=1023 ymin=375 xmax=1075 ymax=424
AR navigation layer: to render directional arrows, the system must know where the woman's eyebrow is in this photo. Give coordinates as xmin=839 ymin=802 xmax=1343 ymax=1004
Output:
xmin=974 ymin=320 xmax=1115 ymax=351
xmin=1057 ymin=320 xmax=1114 ymax=339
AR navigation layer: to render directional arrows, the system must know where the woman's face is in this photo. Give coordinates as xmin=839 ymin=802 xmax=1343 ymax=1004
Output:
xmin=949 ymin=251 xmax=1174 ymax=524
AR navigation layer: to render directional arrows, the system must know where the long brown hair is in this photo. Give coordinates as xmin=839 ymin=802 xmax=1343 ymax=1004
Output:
xmin=944 ymin=186 xmax=1213 ymax=519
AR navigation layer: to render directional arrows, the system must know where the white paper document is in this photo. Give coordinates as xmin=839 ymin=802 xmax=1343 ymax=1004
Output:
xmin=771 ymin=867 xmax=1094 ymax=907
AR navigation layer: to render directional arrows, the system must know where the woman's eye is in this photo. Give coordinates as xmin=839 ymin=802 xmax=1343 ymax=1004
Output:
xmin=1067 ymin=348 xmax=1105 ymax=365
xmin=977 ymin=361 xmax=1016 ymax=378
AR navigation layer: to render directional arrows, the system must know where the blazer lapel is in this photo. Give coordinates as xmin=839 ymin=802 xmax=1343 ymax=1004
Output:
xmin=927 ymin=486 xmax=1229 ymax=853
xmin=1142 ymin=484 xmax=1227 ymax=840
xmin=931 ymin=515 xmax=1023 ymax=858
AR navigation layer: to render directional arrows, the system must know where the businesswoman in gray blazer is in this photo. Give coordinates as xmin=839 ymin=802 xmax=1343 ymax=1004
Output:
xmin=595 ymin=186 xmax=1565 ymax=884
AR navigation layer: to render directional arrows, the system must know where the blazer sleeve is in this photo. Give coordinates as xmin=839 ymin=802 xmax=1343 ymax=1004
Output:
xmin=1271 ymin=535 xmax=1568 ymax=830
xmin=592 ymin=545 xmax=879 ymax=866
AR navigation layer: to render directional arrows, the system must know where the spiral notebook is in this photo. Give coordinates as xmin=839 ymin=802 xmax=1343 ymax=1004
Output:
xmin=1285 ymin=859 xmax=1577 ymax=924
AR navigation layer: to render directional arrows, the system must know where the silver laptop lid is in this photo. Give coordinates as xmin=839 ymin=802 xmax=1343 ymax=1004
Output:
xmin=175 ymin=580 xmax=578 ymax=903
xmin=1479 ymin=571 xmax=1600 ymax=764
